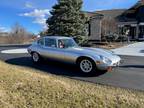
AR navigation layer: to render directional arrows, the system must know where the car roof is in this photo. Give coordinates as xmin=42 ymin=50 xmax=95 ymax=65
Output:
xmin=44 ymin=36 xmax=73 ymax=40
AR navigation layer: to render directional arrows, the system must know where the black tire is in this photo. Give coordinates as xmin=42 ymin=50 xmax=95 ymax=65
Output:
xmin=78 ymin=58 xmax=97 ymax=74
xmin=31 ymin=52 xmax=41 ymax=63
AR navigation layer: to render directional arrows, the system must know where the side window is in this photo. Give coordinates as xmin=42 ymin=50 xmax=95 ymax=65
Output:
xmin=45 ymin=38 xmax=57 ymax=48
xmin=58 ymin=40 xmax=65 ymax=48
xmin=37 ymin=39 xmax=44 ymax=46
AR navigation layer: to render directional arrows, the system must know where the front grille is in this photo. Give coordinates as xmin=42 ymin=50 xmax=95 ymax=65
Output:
xmin=113 ymin=62 xmax=120 ymax=66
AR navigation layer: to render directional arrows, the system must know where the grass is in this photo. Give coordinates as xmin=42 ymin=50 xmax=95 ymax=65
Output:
xmin=0 ymin=61 xmax=144 ymax=108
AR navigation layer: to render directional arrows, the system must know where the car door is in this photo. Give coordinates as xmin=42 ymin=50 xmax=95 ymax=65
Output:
xmin=42 ymin=38 xmax=65 ymax=61
xmin=57 ymin=39 xmax=77 ymax=64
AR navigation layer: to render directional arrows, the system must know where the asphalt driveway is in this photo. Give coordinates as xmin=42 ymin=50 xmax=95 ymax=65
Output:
xmin=0 ymin=45 xmax=144 ymax=91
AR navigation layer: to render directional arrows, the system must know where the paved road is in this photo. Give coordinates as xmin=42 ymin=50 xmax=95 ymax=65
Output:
xmin=0 ymin=45 xmax=144 ymax=91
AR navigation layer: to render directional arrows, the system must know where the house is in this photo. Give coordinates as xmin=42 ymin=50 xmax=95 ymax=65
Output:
xmin=86 ymin=0 xmax=144 ymax=41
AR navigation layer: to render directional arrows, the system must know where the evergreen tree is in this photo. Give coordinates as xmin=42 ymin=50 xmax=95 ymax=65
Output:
xmin=46 ymin=0 xmax=87 ymax=40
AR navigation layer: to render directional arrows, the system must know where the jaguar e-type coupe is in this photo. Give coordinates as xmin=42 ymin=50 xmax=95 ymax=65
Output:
xmin=28 ymin=36 xmax=121 ymax=74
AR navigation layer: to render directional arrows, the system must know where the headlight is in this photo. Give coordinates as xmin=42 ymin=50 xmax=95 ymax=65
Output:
xmin=99 ymin=56 xmax=112 ymax=64
xmin=103 ymin=49 xmax=116 ymax=55
xmin=105 ymin=50 xmax=115 ymax=54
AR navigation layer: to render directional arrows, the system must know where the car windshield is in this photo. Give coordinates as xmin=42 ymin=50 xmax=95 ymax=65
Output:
xmin=58 ymin=39 xmax=78 ymax=48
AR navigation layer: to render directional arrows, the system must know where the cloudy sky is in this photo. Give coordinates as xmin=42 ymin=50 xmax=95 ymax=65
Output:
xmin=0 ymin=0 xmax=138 ymax=34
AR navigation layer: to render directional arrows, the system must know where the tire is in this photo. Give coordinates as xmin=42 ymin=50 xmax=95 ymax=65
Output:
xmin=78 ymin=58 xmax=96 ymax=74
xmin=31 ymin=52 xmax=41 ymax=63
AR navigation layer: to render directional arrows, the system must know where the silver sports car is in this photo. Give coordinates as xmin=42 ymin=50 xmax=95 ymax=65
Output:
xmin=28 ymin=36 xmax=121 ymax=74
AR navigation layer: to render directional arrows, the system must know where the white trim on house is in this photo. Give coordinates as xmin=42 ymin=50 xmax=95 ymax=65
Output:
xmin=131 ymin=24 xmax=137 ymax=27
xmin=139 ymin=22 xmax=144 ymax=25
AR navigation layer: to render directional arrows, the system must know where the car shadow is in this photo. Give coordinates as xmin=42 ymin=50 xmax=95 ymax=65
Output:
xmin=5 ymin=57 xmax=107 ymax=77
xmin=120 ymin=65 xmax=144 ymax=68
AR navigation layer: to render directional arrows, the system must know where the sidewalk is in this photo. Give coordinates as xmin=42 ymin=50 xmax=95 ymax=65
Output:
xmin=112 ymin=42 xmax=144 ymax=57
xmin=1 ymin=48 xmax=28 ymax=54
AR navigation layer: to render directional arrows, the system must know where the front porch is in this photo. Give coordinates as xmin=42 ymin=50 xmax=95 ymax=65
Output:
xmin=118 ymin=22 xmax=144 ymax=41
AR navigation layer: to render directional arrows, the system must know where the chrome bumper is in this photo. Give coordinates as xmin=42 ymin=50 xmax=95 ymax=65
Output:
xmin=96 ymin=60 xmax=121 ymax=71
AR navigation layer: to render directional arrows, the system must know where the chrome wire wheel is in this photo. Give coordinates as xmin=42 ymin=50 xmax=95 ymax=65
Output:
xmin=80 ymin=59 xmax=93 ymax=73
xmin=32 ymin=52 xmax=39 ymax=62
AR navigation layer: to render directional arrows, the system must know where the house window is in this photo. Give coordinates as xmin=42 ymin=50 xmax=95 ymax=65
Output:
xmin=139 ymin=26 xmax=144 ymax=38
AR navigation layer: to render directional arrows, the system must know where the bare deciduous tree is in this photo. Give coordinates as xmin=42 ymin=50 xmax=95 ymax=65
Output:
xmin=0 ymin=23 xmax=34 ymax=44
xmin=7 ymin=23 xmax=32 ymax=44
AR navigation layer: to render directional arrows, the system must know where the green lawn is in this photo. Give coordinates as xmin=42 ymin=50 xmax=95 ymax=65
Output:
xmin=0 ymin=61 xmax=144 ymax=108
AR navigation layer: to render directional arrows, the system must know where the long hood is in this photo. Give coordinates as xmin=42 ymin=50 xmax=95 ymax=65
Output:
xmin=68 ymin=47 xmax=121 ymax=62
xmin=69 ymin=47 xmax=112 ymax=56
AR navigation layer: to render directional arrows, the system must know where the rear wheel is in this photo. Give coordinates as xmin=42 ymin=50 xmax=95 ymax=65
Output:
xmin=32 ymin=52 xmax=41 ymax=63
xmin=78 ymin=58 xmax=96 ymax=74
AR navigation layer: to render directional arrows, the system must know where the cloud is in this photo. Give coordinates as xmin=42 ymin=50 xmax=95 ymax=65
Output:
xmin=0 ymin=25 xmax=8 ymax=32
xmin=20 ymin=9 xmax=50 ymax=18
xmin=20 ymin=9 xmax=50 ymax=29
xmin=33 ymin=17 xmax=48 ymax=29
xmin=25 ymin=1 xmax=35 ymax=9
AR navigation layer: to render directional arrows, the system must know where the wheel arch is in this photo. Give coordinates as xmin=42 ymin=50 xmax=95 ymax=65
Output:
xmin=76 ymin=56 xmax=96 ymax=65
xmin=30 ymin=51 xmax=39 ymax=55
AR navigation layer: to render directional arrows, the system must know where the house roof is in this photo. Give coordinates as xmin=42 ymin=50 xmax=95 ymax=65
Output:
xmin=121 ymin=1 xmax=142 ymax=15
xmin=117 ymin=1 xmax=143 ymax=22
xmin=82 ymin=11 xmax=104 ymax=20
xmin=94 ymin=9 xmax=126 ymax=19
xmin=83 ymin=11 xmax=103 ymax=17
xmin=83 ymin=1 xmax=143 ymax=22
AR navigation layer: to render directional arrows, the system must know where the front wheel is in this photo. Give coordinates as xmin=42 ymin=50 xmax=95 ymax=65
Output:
xmin=32 ymin=52 xmax=41 ymax=63
xmin=78 ymin=58 xmax=96 ymax=74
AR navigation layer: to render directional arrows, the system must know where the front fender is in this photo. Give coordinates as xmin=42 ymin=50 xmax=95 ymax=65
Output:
xmin=76 ymin=54 xmax=101 ymax=64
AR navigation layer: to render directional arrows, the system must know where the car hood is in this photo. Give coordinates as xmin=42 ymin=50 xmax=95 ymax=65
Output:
xmin=69 ymin=47 xmax=121 ymax=62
